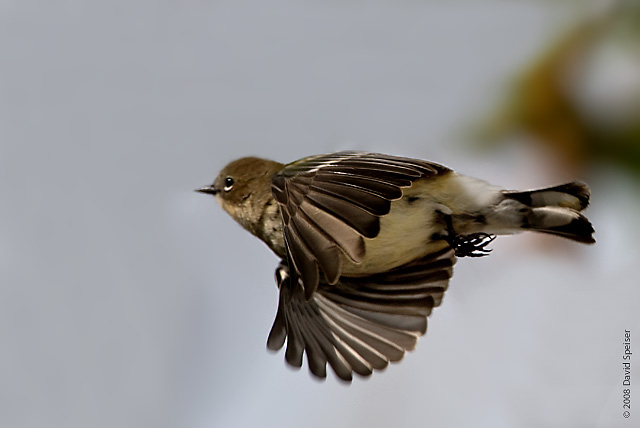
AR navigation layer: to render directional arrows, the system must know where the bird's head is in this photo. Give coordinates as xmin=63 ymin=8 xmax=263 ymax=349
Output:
xmin=197 ymin=156 xmax=283 ymax=231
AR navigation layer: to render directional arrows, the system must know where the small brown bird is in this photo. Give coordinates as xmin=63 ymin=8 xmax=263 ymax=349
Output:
xmin=197 ymin=151 xmax=594 ymax=382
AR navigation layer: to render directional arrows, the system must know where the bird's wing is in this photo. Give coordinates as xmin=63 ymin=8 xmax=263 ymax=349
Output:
xmin=267 ymin=243 xmax=455 ymax=382
xmin=271 ymin=151 xmax=449 ymax=299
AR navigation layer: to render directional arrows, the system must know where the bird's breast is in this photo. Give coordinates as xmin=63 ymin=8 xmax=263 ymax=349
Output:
xmin=257 ymin=199 xmax=287 ymax=258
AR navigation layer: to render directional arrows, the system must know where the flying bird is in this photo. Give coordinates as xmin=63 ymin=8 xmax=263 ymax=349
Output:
xmin=197 ymin=151 xmax=594 ymax=382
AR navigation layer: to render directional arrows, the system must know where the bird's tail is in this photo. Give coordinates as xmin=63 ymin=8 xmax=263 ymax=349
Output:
xmin=502 ymin=181 xmax=595 ymax=244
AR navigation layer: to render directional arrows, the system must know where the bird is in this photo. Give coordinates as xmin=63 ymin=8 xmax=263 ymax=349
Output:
xmin=197 ymin=151 xmax=594 ymax=382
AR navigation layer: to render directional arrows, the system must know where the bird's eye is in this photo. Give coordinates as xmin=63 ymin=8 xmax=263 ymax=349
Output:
xmin=224 ymin=177 xmax=235 ymax=192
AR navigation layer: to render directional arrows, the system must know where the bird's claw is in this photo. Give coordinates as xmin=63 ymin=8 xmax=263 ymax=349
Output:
xmin=448 ymin=233 xmax=496 ymax=258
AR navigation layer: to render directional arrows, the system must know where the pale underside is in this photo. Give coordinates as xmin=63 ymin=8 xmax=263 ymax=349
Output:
xmin=340 ymin=174 xmax=503 ymax=276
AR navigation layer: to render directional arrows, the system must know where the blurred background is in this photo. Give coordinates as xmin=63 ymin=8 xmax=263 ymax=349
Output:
xmin=1 ymin=1 xmax=638 ymax=427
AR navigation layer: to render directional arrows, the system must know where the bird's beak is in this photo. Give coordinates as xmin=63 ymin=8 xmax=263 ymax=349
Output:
xmin=195 ymin=185 xmax=219 ymax=195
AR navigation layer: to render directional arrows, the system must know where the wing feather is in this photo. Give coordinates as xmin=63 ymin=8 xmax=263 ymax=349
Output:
xmin=268 ymin=246 xmax=455 ymax=381
xmin=272 ymin=151 xmax=450 ymax=296
xmin=296 ymin=202 xmax=364 ymax=264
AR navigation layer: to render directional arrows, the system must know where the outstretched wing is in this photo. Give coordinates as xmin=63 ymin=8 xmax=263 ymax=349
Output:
xmin=267 ymin=243 xmax=455 ymax=382
xmin=271 ymin=151 xmax=449 ymax=299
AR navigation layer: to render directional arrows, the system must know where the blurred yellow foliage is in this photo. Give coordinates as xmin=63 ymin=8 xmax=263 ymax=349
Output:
xmin=477 ymin=1 xmax=640 ymax=175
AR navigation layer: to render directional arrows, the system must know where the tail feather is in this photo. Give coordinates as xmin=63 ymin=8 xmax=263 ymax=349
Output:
xmin=504 ymin=181 xmax=590 ymax=211
xmin=524 ymin=207 xmax=595 ymax=244
xmin=500 ymin=181 xmax=595 ymax=244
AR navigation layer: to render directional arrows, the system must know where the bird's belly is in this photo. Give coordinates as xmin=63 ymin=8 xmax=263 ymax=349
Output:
xmin=340 ymin=192 xmax=447 ymax=276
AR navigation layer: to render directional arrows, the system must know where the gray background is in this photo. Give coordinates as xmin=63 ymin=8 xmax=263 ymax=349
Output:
xmin=1 ymin=1 xmax=638 ymax=427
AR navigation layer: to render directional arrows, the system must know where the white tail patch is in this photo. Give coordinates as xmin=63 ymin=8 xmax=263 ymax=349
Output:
xmin=529 ymin=192 xmax=583 ymax=210
xmin=530 ymin=206 xmax=579 ymax=228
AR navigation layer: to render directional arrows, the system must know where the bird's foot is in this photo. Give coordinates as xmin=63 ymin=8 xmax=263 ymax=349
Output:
xmin=437 ymin=209 xmax=496 ymax=257
xmin=446 ymin=233 xmax=496 ymax=258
